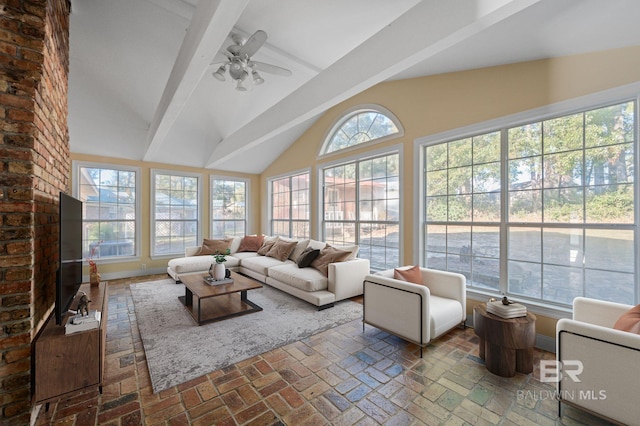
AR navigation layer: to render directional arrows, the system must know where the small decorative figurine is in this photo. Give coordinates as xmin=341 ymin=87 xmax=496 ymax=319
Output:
xmin=77 ymin=292 xmax=91 ymax=316
xmin=502 ymin=296 xmax=513 ymax=305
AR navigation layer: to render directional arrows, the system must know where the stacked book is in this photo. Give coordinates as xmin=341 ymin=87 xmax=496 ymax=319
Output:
xmin=205 ymin=277 xmax=233 ymax=285
xmin=65 ymin=310 xmax=101 ymax=334
xmin=487 ymin=300 xmax=527 ymax=319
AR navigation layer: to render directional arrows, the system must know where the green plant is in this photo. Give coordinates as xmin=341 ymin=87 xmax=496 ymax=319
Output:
xmin=212 ymin=249 xmax=231 ymax=264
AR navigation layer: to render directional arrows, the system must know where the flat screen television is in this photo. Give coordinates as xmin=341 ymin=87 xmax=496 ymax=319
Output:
xmin=56 ymin=192 xmax=83 ymax=325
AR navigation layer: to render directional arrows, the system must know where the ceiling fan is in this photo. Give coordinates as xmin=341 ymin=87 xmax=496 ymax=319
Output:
xmin=212 ymin=30 xmax=292 ymax=91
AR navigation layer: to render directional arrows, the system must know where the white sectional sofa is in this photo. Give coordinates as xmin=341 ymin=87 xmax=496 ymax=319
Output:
xmin=167 ymin=236 xmax=370 ymax=309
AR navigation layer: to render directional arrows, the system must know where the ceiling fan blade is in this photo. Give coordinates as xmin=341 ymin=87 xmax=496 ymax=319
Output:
xmin=251 ymin=61 xmax=292 ymax=77
xmin=238 ymin=30 xmax=267 ymax=57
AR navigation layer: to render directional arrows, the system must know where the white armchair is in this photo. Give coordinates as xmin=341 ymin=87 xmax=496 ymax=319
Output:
xmin=362 ymin=266 xmax=466 ymax=357
xmin=556 ymin=297 xmax=640 ymax=425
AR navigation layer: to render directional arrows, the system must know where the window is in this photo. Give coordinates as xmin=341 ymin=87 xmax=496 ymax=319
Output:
xmin=423 ymin=100 xmax=636 ymax=307
xmin=211 ymin=177 xmax=248 ymax=237
xmin=270 ymin=171 xmax=310 ymax=238
xmin=322 ymin=105 xmax=402 ymax=154
xmin=152 ymin=171 xmax=200 ymax=256
xmin=322 ymin=152 xmax=400 ymax=270
xmin=76 ymin=163 xmax=138 ymax=260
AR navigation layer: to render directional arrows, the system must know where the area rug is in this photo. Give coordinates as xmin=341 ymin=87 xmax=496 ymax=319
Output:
xmin=130 ymin=278 xmax=363 ymax=393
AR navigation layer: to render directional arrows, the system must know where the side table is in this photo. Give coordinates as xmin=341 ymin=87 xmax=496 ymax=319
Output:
xmin=473 ymin=303 xmax=536 ymax=377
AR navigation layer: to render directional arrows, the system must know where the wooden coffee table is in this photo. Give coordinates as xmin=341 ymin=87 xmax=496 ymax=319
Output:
xmin=179 ymin=271 xmax=262 ymax=325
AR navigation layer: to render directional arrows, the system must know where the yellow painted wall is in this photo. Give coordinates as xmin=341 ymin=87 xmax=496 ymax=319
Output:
xmin=260 ymin=46 xmax=640 ymax=338
xmin=70 ymin=153 xmax=261 ymax=278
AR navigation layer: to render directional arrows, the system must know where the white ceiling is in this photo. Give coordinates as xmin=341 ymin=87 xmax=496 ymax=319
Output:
xmin=68 ymin=0 xmax=640 ymax=174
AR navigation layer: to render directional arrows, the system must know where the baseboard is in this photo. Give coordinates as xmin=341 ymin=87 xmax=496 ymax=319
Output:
xmin=83 ymin=267 xmax=167 ymax=282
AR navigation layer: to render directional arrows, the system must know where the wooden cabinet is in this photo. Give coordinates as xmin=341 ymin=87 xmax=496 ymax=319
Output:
xmin=33 ymin=282 xmax=108 ymax=404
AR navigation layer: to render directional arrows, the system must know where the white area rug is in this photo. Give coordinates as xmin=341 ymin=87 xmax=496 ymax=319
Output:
xmin=130 ymin=278 xmax=363 ymax=393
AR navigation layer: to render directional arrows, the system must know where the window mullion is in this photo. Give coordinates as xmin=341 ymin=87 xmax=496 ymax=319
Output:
xmin=500 ymin=128 xmax=509 ymax=296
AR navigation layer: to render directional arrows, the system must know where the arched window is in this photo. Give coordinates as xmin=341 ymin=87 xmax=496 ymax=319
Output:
xmin=322 ymin=105 xmax=403 ymax=154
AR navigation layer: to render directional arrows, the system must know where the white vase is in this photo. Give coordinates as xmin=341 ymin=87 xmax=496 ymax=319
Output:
xmin=213 ymin=263 xmax=226 ymax=280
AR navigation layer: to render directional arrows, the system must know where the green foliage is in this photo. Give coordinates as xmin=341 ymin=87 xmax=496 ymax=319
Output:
xmin=586 ymin=187 xmax=634 ymax=222
xmin=212 ymin=249 xmax=231 ymax=263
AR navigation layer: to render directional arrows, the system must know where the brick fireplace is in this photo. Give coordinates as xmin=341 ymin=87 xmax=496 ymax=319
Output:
xmin=0 ymin=0 xmax=71 ymax=422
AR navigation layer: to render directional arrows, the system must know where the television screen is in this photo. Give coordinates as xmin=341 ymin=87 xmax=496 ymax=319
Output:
xmin=56 ymin=192 xmax=83 ymax=325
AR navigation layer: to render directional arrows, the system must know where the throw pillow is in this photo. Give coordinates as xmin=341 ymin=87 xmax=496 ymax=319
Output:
xmin=238 ymin=234 xmax=264 ymax=252
xmin=394 ymin=265 xmax=423 ymax=285
xmin=613 ymin=304 xmax=640 ymax=334
xmin=311 ymin=245 xmax=352 ymax=276
xmin=257 ymin=237 xmax=278 ymax=255
xmin=297 ymin=247 xmax=321 ymax=268
xmin=197 ymin=238 xmax=232 ymax=256
xmin=332 ymin=244 xmax=359 ymax=260
xmin=265 ymin=239 xmax=298 ymax=261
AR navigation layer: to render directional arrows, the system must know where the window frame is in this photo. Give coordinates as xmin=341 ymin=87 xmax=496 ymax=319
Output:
xmin=319 ymin=104 xmax=404 ymax=157
xmin=72 ymin=161 xmax=141 ymax=264
xmin=318 ymin=144 xmax=403 ymax=271
xmin=210 ymin=176 xmax=251 ymax=238
xmin=415 ymin=83 xmax=640 ymax=318
xmin=268 ymin=169 xmax=311 ymax=239
xmin=150 ymin=169 xmax=202 ymax=258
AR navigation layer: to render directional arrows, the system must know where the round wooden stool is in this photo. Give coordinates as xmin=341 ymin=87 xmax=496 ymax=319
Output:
xmin=473 ymin=303 xmax=536 ymax=377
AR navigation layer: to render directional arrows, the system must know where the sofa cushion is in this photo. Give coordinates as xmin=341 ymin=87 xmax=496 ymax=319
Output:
xmin=268 ymin=264 xmax=328 ymax=292
xmin=308 ymin=239 xmax=326 ymax=251
xmin=168 ymin=253 xmax=240 ymax=275
xmin=228 ymin=237 xmax=242 ymax=254
xmin=197 ymin=238 xmax=233 ymax=256
xmin=168 ymin=255 xmax=214 ymax=274
xmin=394 ymin=265 xmax=423 ymax=284
xmin=238 ymin=235 xmax=264 ymax=252
xmin=311 ymin=245 xmax=352 ymax=276
xmin=297 ymin=247 xmax=320 ymax=268
xmin=266 ymin=239 xmax=298 ymax=261
xmin=614 ymin=304 xmax=640 ymax=334
xmin=241 ymin=255 xmax=293 ymax=276
xmin=333 ymin=244 xmax=359 ymax=260
xmin=232 ymin=252 xmax=260 ymax=261
xmin=429 ymin=295 xmax=464 ymax=338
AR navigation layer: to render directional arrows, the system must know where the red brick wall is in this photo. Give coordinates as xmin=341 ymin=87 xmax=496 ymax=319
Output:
xmin=0 ymin=0 xmax=70 ymax=422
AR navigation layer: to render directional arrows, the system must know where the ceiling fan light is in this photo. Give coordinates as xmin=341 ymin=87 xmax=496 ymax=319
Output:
xmin=251 ymin=70 xmax=264 ymax=85
xmin=212 ymin=65 xmax=226 ymax=81
xmin=236 ymin=79 xmax=247 ymax=91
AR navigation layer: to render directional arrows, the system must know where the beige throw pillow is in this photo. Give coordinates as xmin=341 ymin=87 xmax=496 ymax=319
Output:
xmin=257 ymin=237 xmax=278 ymax=255
xmin=197 ymin=238 xmax=232 ymax=256
xmin=311 ymin=245 xmax=352 ymax=276
xmin=265 ymin=239 xmax=298 ymax=261
xmin=238 ymin=235 xmax=264 ymax=252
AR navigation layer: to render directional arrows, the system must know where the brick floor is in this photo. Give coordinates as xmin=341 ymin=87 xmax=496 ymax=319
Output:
xmin=34 ymin=275 xmax=615 ymax=425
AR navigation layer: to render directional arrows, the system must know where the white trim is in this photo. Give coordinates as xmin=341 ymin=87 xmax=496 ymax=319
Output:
xmin=72 ymin=160 xmax=141 ymax=262
xmin=415 ymin=82 xmax=640 ymax=317
xmin=266 ymin=168 xmax=312 ymax=237
xmin=317 ymin=144 xmax=404 ymax=270
xmin=319 ymin=103 xmax=405 ymax=158
xmin=150 ymin=169 xmax=202 ymax=257
xmin=209 ymin=175 xmax=251 ymax=236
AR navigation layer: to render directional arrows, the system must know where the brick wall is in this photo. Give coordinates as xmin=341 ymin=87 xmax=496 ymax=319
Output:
xmin=0 ymin=0 xmax=71 ymax=422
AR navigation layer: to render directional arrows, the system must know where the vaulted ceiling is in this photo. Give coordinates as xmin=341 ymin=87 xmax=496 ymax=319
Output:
xmin=68 ymin=0 xmax=640 ymax=173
